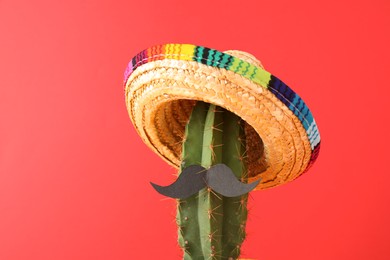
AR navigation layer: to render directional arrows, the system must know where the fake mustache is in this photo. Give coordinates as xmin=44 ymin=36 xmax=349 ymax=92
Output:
xmin=150 ymin=164 xmax=260 ymax=199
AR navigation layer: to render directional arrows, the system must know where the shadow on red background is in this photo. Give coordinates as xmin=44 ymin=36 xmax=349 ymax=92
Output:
xmin=0 ymin=0 xmax=389 ymax=259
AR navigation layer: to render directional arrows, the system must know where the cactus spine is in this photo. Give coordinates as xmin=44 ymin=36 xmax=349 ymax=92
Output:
xmin=177 ymin=101 xmax=248 ymax=259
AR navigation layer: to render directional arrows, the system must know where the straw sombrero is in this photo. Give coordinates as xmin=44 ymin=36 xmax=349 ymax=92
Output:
xmin=124 ymin=44 xmax=320 ymax=190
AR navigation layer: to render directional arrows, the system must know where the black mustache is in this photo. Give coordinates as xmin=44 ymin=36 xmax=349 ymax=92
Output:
xmin=150 ymin=164 xmax=260 ymax=199
xmin=151 ymin=165 xmax=207 ymax=199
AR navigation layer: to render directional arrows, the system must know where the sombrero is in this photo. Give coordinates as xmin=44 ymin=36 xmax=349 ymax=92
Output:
xmin=124 ymin=44 xmax=320 ymax=190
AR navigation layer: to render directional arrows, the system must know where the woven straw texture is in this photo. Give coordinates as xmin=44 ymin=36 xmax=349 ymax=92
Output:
xmin=124 ymin=44 xmax=320 ymax=190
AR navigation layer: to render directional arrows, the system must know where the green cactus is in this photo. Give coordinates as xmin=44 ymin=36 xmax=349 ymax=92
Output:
xmin=177 ymin=101 xmax=248 ymax=260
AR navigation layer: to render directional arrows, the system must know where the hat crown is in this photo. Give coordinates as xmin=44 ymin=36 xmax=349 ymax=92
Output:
xmin=223 ymin=50 xmax=264 ymax=69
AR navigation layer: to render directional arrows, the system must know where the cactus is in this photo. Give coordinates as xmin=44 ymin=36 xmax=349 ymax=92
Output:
xmin=177 ymin=101 xmax=248 ymax=259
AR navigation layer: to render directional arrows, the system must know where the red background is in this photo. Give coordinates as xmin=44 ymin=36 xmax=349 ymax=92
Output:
xmin=1 ymin=0 xmax=389 ymax=259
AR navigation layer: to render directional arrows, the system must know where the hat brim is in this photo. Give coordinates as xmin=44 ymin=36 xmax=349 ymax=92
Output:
xmin=124 ymin=44 xmax=320 ymax=190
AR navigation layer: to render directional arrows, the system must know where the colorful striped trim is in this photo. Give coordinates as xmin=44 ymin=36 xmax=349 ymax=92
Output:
xmin=124 ymin=44 xmax=320 ymax=166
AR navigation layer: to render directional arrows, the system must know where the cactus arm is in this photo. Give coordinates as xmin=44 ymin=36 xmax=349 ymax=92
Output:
xmin=198 ymin=104 xmax=224 ymax=258
xmin=177 ymin=101 xmax=210 ymax=258
xmin=221 ymin=112 xmax=248 ymax=258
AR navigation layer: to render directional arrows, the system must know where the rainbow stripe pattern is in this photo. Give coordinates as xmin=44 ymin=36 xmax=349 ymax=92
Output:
xmin=124 ymin=44 xmax=320 ymax=167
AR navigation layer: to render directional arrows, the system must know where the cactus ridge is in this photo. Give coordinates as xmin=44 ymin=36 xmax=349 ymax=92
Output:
xmin=177 ymin=101 xmax=249 ymax=260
